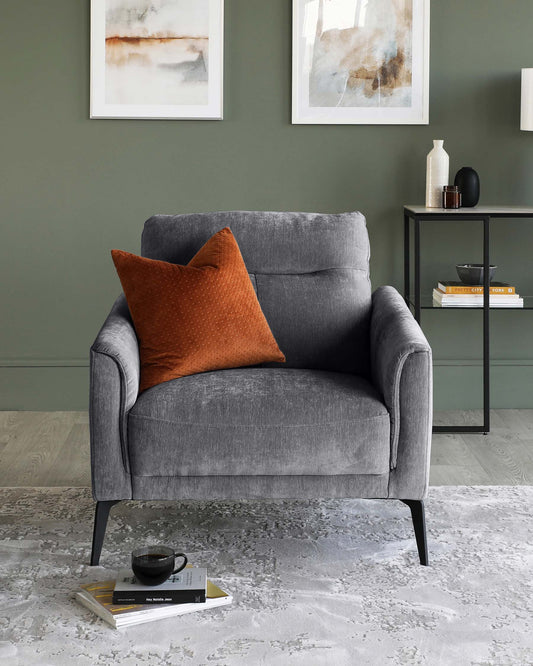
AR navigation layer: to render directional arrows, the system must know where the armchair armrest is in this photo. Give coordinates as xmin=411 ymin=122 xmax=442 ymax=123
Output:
xmin=370 ymin=286 xmax=432 ymax=498
xmin=90 ymin=294 xmax=139 ymax=500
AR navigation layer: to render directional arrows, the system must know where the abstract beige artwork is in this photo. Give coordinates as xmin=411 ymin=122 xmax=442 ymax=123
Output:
xmin=293 ymin=0 xmax=429 ymax=124
xmin=91 ymin=0 xmax=223 ymax=119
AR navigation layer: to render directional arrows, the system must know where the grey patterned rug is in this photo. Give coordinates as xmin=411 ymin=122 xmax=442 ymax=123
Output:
xmin=0 ymin=487 xmax=532 ymax=666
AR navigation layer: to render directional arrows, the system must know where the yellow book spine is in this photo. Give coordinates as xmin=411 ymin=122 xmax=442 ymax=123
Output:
xmin=440 ymin=286 xmax=515 ymax=294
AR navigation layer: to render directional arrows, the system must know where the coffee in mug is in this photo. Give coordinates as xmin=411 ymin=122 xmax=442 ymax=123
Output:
xmin=131 ymin=545 xmax=188 ymax=586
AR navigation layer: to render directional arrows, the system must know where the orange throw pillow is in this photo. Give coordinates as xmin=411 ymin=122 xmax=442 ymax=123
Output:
xmin=111 ymin=227 xmax=285 ymax=392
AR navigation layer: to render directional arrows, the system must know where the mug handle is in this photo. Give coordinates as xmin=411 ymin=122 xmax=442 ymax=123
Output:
xmin=173 ymin=552 xmax=188 ymax=575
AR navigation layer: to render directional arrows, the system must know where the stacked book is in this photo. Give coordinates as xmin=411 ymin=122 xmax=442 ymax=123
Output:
xmin=433 ymin=281 xmax=523 ymax=308
xmin=76 ymin=568 xmax=232 ymax=629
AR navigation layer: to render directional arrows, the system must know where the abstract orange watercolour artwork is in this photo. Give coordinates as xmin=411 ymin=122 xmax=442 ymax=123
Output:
xmin=292 ymin=0 xmax=429 ymax=124
xmin=91 ymin=0 xmax=223 ymax=119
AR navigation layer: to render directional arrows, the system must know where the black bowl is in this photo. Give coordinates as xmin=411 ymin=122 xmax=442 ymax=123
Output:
xmin=456 ymin=264 xmax=497 ymax=285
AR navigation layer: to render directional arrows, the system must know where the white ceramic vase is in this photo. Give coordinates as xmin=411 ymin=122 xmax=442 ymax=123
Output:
xmin=425 ymin=140 xmax=449 ymax=208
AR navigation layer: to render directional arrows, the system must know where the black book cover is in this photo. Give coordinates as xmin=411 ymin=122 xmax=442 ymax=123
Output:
xmin=112 ymin=589 xmax=206 ymax=605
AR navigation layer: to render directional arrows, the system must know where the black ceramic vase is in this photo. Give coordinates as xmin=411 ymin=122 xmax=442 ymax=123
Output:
xmin=454 ymin=167 xmax=480 ymax=207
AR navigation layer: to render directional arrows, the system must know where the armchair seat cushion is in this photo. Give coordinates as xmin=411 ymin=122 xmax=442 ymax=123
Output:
xmin=128 ymin=368 xmax=391 ymax=477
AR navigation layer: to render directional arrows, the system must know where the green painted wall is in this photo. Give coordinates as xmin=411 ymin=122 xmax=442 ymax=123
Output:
xmin=1 ymin=0 xmax=533 ymax=410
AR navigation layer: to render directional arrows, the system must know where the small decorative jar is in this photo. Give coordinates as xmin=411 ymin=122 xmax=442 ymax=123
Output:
xmin=442 ymin=185 xmax=461 ymax=209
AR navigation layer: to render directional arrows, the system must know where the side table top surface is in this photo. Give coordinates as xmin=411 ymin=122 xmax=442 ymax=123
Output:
xmin=405 ymin=205 xmax=533 ymax=216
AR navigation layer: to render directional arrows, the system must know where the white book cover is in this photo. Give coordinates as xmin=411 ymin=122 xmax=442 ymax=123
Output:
xmin=433 ymin=297 xmax=524 ymax=308
xmin=114 ymin=568 xmax=207 ymax=594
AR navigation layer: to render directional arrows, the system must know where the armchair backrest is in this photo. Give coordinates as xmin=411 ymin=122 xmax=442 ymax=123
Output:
xmin=141 ymin=211 xmax=371 ymax=376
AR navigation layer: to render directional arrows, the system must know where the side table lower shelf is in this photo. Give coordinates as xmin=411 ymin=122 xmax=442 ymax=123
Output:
xmin=433 ymin=425 xmax=488 ymax=434
xmin=407 ymin=296 xmax=533 ymax=310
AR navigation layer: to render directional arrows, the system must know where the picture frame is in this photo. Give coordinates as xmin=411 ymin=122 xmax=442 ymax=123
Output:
xmin=90 ymin=0 xmax=224 ymax=120
xmin=292 ymin=0 xmax=429 ymax=125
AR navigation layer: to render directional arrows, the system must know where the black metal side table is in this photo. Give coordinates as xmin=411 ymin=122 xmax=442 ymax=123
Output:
xmin=404 ymin=205 xmax=533 ymax=435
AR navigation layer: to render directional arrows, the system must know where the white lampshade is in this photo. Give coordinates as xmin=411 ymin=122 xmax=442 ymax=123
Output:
xmin=521 ymin=68 xmax=533 ymax=130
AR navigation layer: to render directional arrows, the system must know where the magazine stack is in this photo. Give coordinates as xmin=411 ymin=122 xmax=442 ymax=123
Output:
xmin=432 ymin=281 xmax=523 ymax=308
xmin=76 ymin=568 xmax=232 ymax=629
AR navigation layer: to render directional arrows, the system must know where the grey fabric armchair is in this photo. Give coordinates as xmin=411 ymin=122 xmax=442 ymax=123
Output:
xmin=90 ymin=211 xmax=432 ymax=566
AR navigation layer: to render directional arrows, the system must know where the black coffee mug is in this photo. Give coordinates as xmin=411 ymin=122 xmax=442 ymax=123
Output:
xmin=131 ymin=545 xmax=188 ymax=586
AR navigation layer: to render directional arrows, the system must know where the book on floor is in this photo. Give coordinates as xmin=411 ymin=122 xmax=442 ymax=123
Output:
xmin=437 ymin=281 xmax=516 ymax=295
xmin=76 ymin=579 xmax=232 ymax=629
xmin=112 ymin=568 xmax=207 ymax=604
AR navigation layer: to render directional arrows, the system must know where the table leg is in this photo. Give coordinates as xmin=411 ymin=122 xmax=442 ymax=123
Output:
xmin=404 ymin=212 xmax=410 ymax=303
xmin=483 ymin=217 xmax=491 ymax=434
xmin=414 ymin=217 xmax=421 ymax=323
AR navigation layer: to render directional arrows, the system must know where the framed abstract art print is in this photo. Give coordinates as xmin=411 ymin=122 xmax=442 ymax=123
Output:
xmin=292 ymin=0 xmax=429 ymax=124
xmin=91 ymin=0 xmax=223 ymax=120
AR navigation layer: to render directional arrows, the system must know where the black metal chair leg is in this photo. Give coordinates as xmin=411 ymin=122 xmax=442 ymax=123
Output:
xmin=401 ymin=499 xmax=429 ymax=566
xmin=90 ymin=500 xmax=120 ymax=566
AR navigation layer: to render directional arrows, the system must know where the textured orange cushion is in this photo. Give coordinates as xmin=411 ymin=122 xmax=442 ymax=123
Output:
xmin=111 ymin=227 xmax=285 ymax=392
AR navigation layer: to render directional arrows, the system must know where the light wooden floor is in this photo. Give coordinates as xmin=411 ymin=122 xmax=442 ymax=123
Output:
xmin=1 ymin=410 xmax=532 ymax=487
